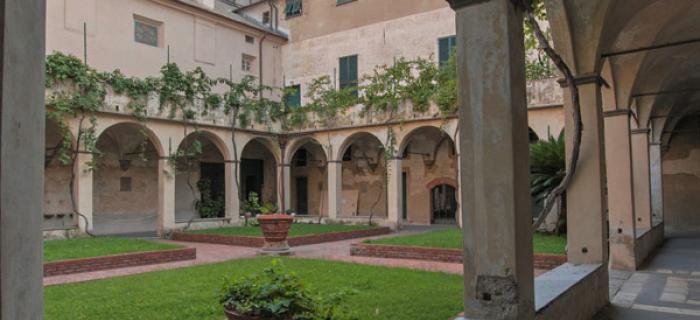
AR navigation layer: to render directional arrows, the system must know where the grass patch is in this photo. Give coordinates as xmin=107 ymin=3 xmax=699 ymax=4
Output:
xmin=365 ymin=228 xmax=566 ymax=255
xmin=188 ymin=223 xmax=376 ymax=237
xmin=45 ymin=257 xmax=464 ymax=320
xmin=44 ymin=237 xmax=182 ymax=262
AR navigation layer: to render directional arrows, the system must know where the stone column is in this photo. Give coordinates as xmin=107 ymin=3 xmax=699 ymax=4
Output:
xmin=0 ymin=0 xmax=46 ymax=317
xmin=386 ymin=158 xmax=402 ymax=229
xmin=450 ymin=0 xmax=534 ymax=318
xmin=327 ymin=161 xmax=342 ymax=220
xmin=74 ymin=152 xmax=95 ymax=233
xmin=631 ymin=129 xmax=653 ymax=230
xmin=603 ymin=110 xmax=637 ymax=270
xmin=279 ymin=164 xmax=291 ymax=213
xmin=225 ymin=161 xmax=241 ymax=224
xmin=564 ymin=77 xmax=608 ymax=266
xmin=158 ymin=159 xmax=176 ymax=235
xmin=649 ymin=142 xmax=664 ymax=223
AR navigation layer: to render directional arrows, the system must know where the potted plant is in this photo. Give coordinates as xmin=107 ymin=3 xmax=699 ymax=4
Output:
xmin=245 ymin=192 xmax=294 ymax=255
xmin=220 ymin=260 xmax=356 ymax=320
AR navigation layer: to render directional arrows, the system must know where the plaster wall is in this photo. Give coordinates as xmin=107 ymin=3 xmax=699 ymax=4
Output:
xmin=290 ymin=145 xmax=327 ymax=216
xmin=341 ymin=138 xmax=387 ymax=217
xmin=402 ymin=135 xmax=457 ymax=225
xmin=174 ymin=138 xmax=225 ymax=221
xmin=662 ymin=118 xmax=700 ymax=235
xmin=46 ymin=0 xmax=284 ymax=89
xmin=44 ymin=121 xmax=74 ymax=230
xmin=241 ymin=140 xmax=279 ymax=205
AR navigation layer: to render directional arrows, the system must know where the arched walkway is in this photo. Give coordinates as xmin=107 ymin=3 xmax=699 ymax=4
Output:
xmin=92 ymin=123 xmax=161 ymax=236
xmin=398 ymin=126 xmax=457 ymax=225
xmin=174 ymin=131 xmax=228 ymax=223
xmin=289 ymin=138 xmax=328 ymax=216
xmin=240 ymin=138 xmax=279 ymax=208
xmin=337 ymin=132 xmax=386 ymax=218
xmin=44 ymin=119 xmax=75 ymax=231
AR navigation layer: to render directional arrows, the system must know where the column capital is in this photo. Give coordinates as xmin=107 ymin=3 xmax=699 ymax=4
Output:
xmin=446 ymin=0 xmax=492 ymax=10
xmin=558 ymin=73 xmax=607 ymax=88
xmin=631 ymin=128 xmax=651 ymax=134
xmin=224 ymin=160 xmax=240 ymax=164
xmin=278 ymin=163 xmax=291 ymax=167
xmin=327 ymin=160 xmax=342 ymax=163
xmin=603 ymin=109 xmax=633 ymax=118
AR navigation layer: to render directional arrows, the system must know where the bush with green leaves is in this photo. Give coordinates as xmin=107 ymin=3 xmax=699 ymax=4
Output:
xmin=194 ymin=178 xmax=225 ymax=219
xmin=530 ymin=132 xmax=565 ymax=224
xmin=220 ymin=260 xmax=357 ymax=320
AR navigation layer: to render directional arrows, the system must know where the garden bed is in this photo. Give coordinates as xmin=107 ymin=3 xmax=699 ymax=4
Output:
xmin=44 ymin=247 xmax=196 ymax=277
xmin=350 ymin=243 xmax=566 ymax=270
xmin=43 ymin=237 xmax=195 ymax=277
xmin=172 ymin=224 xmax=391 ymax=247
xmin=353 ymin=228 xmax=567 ymax=270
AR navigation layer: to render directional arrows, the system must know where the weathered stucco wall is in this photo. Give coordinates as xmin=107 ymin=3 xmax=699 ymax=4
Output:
xmin=402 ymin=130 xmax=458 ymax=225
xmin=44 ymin=120 xmax=74 ymax=230
xmin=241 ymin=139 xmax=278 ymax=206
xmin=290 ymin=143 xmax=327 ymax=216
xmin=175 ymin=136 xmax=225 ymax=222
xmin=662 ymin=117 xmax=700 ymax=235
xmin=341 ymin=137 xmax=387 ymax=217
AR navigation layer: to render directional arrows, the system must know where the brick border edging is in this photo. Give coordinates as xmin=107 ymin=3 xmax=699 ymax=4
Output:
xmin=350 ymin=243 xmax=566 ymax=270
xmin=43 ymin=247 xmax=197 ymax=277
xmin=171 ymin=227 xmax=392 ymax=248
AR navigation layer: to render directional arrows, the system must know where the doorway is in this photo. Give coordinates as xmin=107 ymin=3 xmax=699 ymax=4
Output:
xmin=431 ymin=184 xmax=457 ymax=224
xmin=295 ymin=176 xmax=308 ymax=215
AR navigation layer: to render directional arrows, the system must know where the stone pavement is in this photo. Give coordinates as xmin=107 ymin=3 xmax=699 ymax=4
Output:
xmin=596 ymin=237 xmax=700 ymax=319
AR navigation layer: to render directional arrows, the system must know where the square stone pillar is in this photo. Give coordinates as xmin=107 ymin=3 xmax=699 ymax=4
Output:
xmin=327 ymin=161 xmax=342 ymax=220
xmin=450 ymin=0 xmax=534 ymax=318
xmin=75 ymin=152 xmax=94 ymax=233
xmin=649 ymin=143 xmax=664 ymax=223
xmin=225 ymin=161 xmax=241 ymax=224
xmin=603 ymin=110 xmax=637 ymax=270
xmin=158 ymin=159 xmax=176 ymax=235
xmin=386 ymin=158 xmax=402 ymax=229
xmin=564 ymin=78 xmax=608 ymax=266
xmin=0 ymin=0 xmax=46 ymax=317
xmin=631 ymin=129 xmax=653 ymax=230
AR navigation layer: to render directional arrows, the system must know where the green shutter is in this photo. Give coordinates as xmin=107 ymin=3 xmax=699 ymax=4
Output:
xmin=285 ymin=0 xmax=302 ymax=17
xmin=286 ymin=85 xmax=301 ymax=108
xmin=439 ymin=38 xmax=449 ymax=66
xmin=339 ymin=55 xmax=358 ymax=97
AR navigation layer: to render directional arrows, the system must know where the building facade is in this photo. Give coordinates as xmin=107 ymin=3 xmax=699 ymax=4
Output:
xmin=43 ymin=0 xmax=564 ymax=238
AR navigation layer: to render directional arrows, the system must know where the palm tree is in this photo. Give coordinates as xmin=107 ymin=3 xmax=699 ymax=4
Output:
xmin=530 ymin=132 xmax=566 ymax=234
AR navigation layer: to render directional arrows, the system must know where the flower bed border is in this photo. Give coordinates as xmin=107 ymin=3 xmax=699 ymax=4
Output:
xmin=44 ymin=247 xmax=197 ymax=277
xmin=171 ymin=227 xmax=392 ymax=248
xmin=350 ymin=243 xmax=566 ymax=270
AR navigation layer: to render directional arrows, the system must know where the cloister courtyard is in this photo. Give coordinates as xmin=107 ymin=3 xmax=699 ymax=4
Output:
xmin=2 ymin=0 xmax=700 ymax=319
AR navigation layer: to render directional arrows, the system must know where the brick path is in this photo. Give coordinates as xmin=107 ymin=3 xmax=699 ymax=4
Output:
xmin=44 ymin=227 xmax=547 ymax=286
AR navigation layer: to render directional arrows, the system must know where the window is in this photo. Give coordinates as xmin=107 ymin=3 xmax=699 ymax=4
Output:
xmin=438 ymin=36 xmax=457 ymax=66
xmin=120 ymin=177 xmax=132 ymax=192
xmin=295 ymin=149 xmax=308 ymax=167
xmin=337 ymin=0 xmax=356 ymax=5
xmin=339 ymin=55 xmax=358 ymax=97
xmin=262 ymin=11 xmax=271 ymax=24
xmin=242 ymin=54 xmax=255 ymax=72
xmin=342 ymin=146 xmax=352 ymax=161
xmin=284 ymin=0 xmax=302 ymax=18
xmin=134 ymin=16 xmax=162 ymax=47
xmin=245 ymin=35 xmax=255 ymax=44
xmin=285 ymin=84 xmax=301 ymax=108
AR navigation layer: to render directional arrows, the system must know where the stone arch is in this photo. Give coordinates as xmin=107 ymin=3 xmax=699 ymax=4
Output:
xmin=336 ymin=131 xmax=385 ymax=162
xmin=397 ymin=125 xmax=455 ymax=157
xmin=173 ymin=131 xmax=229 ymax=222
xmin=240 ymin=137 xmax=280 ymax=206
xmin=92 ymin=122 xmax=162 ymax=236
xmin=44 ymin=118 xmax=76 ymax=231
xmin=336 ymin=131 xmax=386 ymax=218
xmin=288 ymin=138 xmax=329 ymax=216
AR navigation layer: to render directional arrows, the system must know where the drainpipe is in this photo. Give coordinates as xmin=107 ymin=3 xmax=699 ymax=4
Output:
xmin=258 ymin=34 xmax=267 ymax=99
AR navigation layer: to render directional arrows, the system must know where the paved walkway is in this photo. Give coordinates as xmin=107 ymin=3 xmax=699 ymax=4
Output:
xmin=596 ymin=237 xmax=700 ymax=319
xmin=45 ymin=226 xmax=547 ymax=286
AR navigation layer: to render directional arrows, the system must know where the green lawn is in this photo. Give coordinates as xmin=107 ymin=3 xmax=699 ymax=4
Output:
xmin=188 ymin=223 xmax=376 ymax=237
xmin=45 ymin=258 xmax=464 ymax=320
xmin=44 ymin=237 xmax=182 ymax=262
xmin=365 ymin=228 xmax=567 ymax=255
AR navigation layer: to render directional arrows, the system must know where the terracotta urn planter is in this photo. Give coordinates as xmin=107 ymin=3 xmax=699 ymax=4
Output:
xmin=257 ymin=214 xmax=294 ymax=255
xmin=223 ymin=306 xmax=263 ymax=320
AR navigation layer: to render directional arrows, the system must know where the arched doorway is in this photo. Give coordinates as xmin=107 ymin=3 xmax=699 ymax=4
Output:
xmin=337 ymin=132 xmax=386 ymax=218
xmin=431 ymin=184 xmax=457 ymax=224
xmin=174 ymin=132 xmax=227 ymax=223
xmin=240 ymin=138 xmax=278 ymax=208
xmin=289 ymin=138 xmax=328 ymax=216
xmin=399 ymin=126 xmax=458 ymax=225
xmin=93 ymin=123 xmax=160 ymax=236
